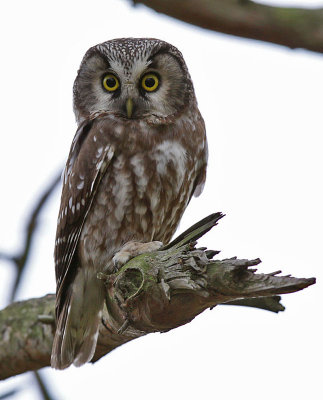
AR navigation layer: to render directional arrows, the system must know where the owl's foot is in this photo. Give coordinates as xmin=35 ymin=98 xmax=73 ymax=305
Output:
xmin=112 ymin=241 xmax=163 ymax=269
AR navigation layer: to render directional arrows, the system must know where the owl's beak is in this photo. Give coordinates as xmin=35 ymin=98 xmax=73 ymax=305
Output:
xmin=126 ymin=98 xmax=133 ymax=118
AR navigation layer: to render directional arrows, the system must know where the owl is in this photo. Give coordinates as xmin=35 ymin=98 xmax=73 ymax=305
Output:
xmin=51 ymin=38 xmax=208 ymax=369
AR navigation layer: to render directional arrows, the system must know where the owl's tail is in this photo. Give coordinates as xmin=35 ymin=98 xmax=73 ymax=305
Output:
xmin=51 ymin=268 xmax=105 ymax=369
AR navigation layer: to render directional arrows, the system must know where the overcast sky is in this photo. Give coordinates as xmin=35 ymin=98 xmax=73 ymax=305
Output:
xmin=0 ymin=0 xmax=322 ymax=399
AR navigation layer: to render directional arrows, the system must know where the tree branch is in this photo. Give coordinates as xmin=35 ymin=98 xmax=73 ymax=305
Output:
xmin=0 ymin=213 xmax=315 ymax=380
xmin=132 ymin=0 xmax=323 ymax=54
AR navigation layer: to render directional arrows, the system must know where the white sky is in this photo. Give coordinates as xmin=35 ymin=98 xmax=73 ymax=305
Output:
xmin=0 ymin=0 xmax=322 ymax=399
xmin=259 ymin=0 xmax=322 ymax=5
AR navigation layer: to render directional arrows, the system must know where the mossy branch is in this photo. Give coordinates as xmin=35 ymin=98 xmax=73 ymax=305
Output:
xmin=0 ymin=213 xmax=315 ymax=380
xmin=131 ymin=0 xmax=323 ymax=54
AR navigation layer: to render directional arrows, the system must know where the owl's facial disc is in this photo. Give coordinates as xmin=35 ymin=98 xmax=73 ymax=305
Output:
xmin=73 ymin=39 xmax=193 ymax=123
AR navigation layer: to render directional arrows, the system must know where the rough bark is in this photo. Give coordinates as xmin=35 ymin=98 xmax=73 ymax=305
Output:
xmin=0 ymin=213 xmax=315 ymax=380
xmin=132 ymin=0 xmax=323 ymax=54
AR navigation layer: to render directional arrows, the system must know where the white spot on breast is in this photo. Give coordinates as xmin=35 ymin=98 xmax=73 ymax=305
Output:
xmin=135 ymin=203 xmax=147 ymax=215
xmin=150 ymin=193 xmax=159 ymax=212
xmin=111 ymin=167 xmax=132 ymax=222
xmin=154 ymin=140 xmax=187 ymax=188
xmin=130 ymin=154 xmax=148 ymax=198
xmin=141 ymin=218 xmax=148 ymax=233
xmin=69 ymin=197 xmax=73 ymax=209
xmin=114 ymin=125 xmax=123 ymax=135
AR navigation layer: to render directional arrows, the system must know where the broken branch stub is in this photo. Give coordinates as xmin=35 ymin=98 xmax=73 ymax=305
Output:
xmin=97 ymin=213 xmax=315 ymax=340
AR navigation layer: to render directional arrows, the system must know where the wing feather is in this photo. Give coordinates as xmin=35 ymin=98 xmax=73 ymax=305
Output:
xmin=193 ymin=119 xmax=208 ymax=198
xmin=54 ymin=116 xmax=115 ymax=315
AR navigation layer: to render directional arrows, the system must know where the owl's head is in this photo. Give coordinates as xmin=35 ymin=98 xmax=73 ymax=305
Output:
xmin=73 ymin=38 xmax=196 ymax=124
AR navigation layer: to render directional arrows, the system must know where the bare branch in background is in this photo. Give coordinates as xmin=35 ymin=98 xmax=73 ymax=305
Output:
xmin=0 ymin=171 xmax=61 ymax=399
xmin=0 ymin=389 xmax=21 ymax=399
xmin=0 ymin=214 xmax=315 ymax=380
xmin=132 ymin=0 xmax=323 ymax=54
xmin=0 ymin=172 xmax=61 ymax=302
xmin=33 ymin=371 xmax=55 ymax=400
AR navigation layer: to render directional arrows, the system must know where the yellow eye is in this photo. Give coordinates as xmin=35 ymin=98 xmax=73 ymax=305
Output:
xmin=141 ymin=73 xmax=159 ymax=92
xmin=102 ymin=74 xmax=120 ymax=92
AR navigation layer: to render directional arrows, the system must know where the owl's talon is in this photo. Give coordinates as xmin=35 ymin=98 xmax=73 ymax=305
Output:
xmin=112 ymin=252 xmax=131 ymax=270
xmin=112 ymin=240 xmax=163 ymax=270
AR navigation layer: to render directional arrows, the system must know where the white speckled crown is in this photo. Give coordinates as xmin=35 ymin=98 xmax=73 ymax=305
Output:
xmin=73 ymin=38 xmax=195 ymax=111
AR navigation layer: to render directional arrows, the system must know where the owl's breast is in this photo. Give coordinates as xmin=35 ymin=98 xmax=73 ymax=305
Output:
xmin=115 ymin=137 xmax=193 ymax=240
xmin=131 ymin=139 xmax=194 ymax=241
xmin=80 ymin=136 xmax=197 ymax=268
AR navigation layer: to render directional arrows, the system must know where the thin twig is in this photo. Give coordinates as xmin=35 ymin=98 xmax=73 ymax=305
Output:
xmin=0 ymin=389 xmax=20 ymax=400
xmin=33 ymin=371 xmax=56 ymax=400
xmin=0 ymin=172 xmax=61 ymax=302
xmin=0 ymin=173 xmax=61 ymax=398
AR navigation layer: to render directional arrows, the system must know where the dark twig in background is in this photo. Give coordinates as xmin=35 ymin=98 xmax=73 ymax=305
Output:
xmin=0 ymin=389 xmax=21 ymax=400
xmin=0 ymin=172 xmax=61 ymax=399
xmin=0 ymin=172 xmax=61 ymax=302
xmin=33 ymin=371 xmax=55 ymax=400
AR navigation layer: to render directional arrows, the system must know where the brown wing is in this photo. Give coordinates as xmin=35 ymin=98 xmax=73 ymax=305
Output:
xmin=54 ymin=116 xmax=115 ymax=315
xmin=193 ymin=139 xmax=208 ymax=198
xmin=192 ymin=114 xmax=208 ymax=198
